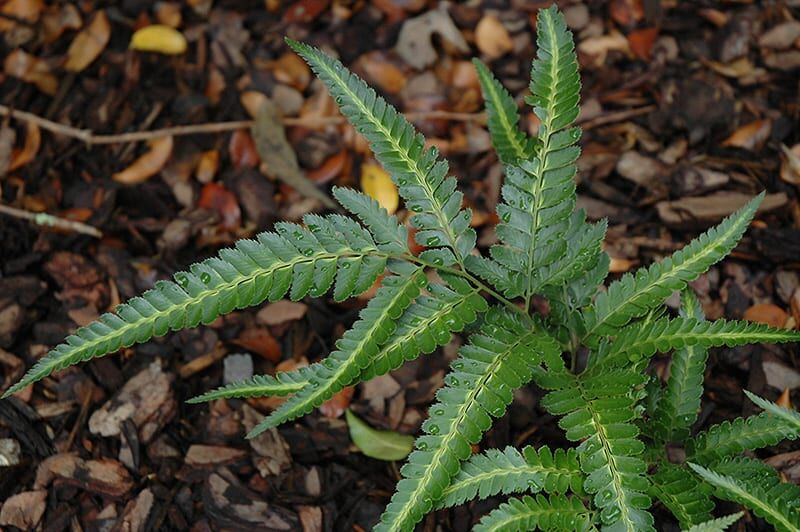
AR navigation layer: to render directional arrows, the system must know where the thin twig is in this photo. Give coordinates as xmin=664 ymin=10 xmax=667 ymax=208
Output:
xmin=0 ymin=203 xmax=103 ymax=238
xmin=578 ymin=104 xmax=657 ymax=130
xmin=0 ymin=104 xmax=486 ymax=145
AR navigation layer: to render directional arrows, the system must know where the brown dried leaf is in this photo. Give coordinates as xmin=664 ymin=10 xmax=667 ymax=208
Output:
xmin=197 ymin=182 xmax=241 ymax=229
xmin=272 ymin=52 xmax=312 ymax=91
xmin=34 ymin=454 xmax=134 ymax=497
xmin=0 ymin=490 xmax=46 ymax=529
xmin=241 ymin=405 xmax=292 ymax=476
xmin=356 ymin=51 xmax=407 ymax=95
xmin=656 ymin=192 xmax=787 ymax=227
xmin=282 ymin=0 xmax=329 ymax=23
xmin=64 ymin=10 xmax=110 ymax=72
xmin=475 ymin=15 xmax=513 ymax=60
xmin=776 ymin=388 xmax=793 ymax=409
xmin=186 ymin=445 xmax=247 ymax=466
xmin=4 ymin=49 xmax=57 ymax=95
xmin=113 ymin=136 xmax=174 ymax=184
xmin=204 ymin=469 xmax=299 ymax=529
xmin=195 ymin=149 xmax=219 ymax=183
xmin=232 ymin=327 xmax=282 ymax=362
xmin=743 ymin=303 xmax=788 ymax=328
xmin=228 ymin=130 xmax=260 ymax=169
xmin=240 ymin=91 xmax=267 ymax=119
xmin=395 ymin=5 xmax=469 ymax=70
xmin=8 ymin=122 xmax=40 ymax=171
xmin=257 ymin=300 xmax=308 ymax=326
xmin=759 ymin=21 xmax=800 ymax=50
xmin=780 ymin=144 xmax=800 ymax=185
xmin=722 ymin=119 xmax=772 ymax=151
xmin=41 ymin=4 xmax=82 ymax=43
xmin=0 ymin=0 xmax=43 ymax=31
xmin=609 ymin=0 xmax=644 ymax=27
xmin=627 ymin=27 xmax=658 ymax=61
xmin=319 ymin=386 xmax=354 ymax=419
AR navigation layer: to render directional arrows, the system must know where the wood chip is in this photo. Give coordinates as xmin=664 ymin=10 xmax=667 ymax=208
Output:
xmin=34 ymin=454 xmax=134 ymax=497
xmin=185 ymin=445 xmax=247 ymax=466
xmin=655 ymin=192 xmax=787 ymax=227
xmin=242 ymin=405 xmax=292 ymax=477
xmin=0 ymin=490 xmax=46 ymax=529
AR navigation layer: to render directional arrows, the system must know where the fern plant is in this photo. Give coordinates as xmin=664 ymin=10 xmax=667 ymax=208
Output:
xmin=6 ymin=5 xmax=800 ymax=531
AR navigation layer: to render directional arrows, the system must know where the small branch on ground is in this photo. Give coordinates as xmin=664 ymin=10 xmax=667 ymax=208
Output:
xmin=0 ymin=203 xmax=103 ymax=238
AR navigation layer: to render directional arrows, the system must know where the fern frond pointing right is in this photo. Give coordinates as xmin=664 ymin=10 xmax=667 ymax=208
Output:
xmin=744 ymin=389 xmax=800 ymax=432
xmin=435 ymin=445 xmax=583 ymax=510
xmin=584 ymin=193 xmax=764 ymax=341
xmin=473 ymin=494 xmax=593 ymax=532
xmin=287 ymin=39 xmax=476 ymax=265
xmin=688 ymin=463 xmax=800 ymax=532
xmin=4 ymin=215 xmax=397 ymax=399
xmin=650 ymin=463 xmax=714 ymax=528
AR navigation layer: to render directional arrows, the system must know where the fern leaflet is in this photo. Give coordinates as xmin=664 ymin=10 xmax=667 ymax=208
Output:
xmin=650 ymin=463 xmax=714 ymax=528
xmin=650 ymin=290 xmax=708 ymax=443
xmin=688 ymin=463 xmax=800 ymax=532
xmin=435 ymin=445 xmax=583 ymax=509
xmin=5 ymin=215 xmax=397 ymax=398
xmin=683 ymin=512 xmax=743 ymax=532
xmin=584 ymin=193 xmax=764 ymax=342
xmin=744 ymin=389 xmax=800 ymax=432
xmin=473 ymin=494 xmax=594 ymax=532
xmin=376 ymin=309 xmax=560 ymax=532
xmin=287 ymin=39 xmax=475 ymax=265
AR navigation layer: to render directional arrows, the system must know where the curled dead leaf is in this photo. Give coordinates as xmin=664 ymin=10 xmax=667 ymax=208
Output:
xmin=229 ymin=130 xmax=260 ymax=169
xmin=41 ymin=4 xmax=82 ymax=44
xmin=780 ymin=144 xmax=800 ymax=185
xmin=197 ymin=182 xmax=241 ymax=229
xmin=475 ymin=15 xmax=513 ymax=60
xmin=65 ymin=10 xmax=110 ymax=72
xmin=240 ymin=91 xmax=268 ymax=119
xmin=743 ymin=303 xmax=788 ymax=329
xmin=9 ymin=122 xmax=40 ymax=171
xmin=722 ymin=119 xmax=772 ymax=151
xmin=130 ymin=24 xmax=187 ymax=55
xmin=0 ymin=0 xmax=43 ymax=31
xmin=4 ymin=49 xmax=57 ymax=95
xmin=319 ymin=386 xmax=354 ymax=419
xmin=113 ymin=136 xmax=174 ymax=185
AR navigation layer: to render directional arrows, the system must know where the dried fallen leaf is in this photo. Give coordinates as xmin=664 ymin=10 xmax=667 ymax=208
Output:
xmin=64 ymin=10 xmax=110 ymax=72
xmin=395 ymin=5 xmax=469 ymax=70
xmin=361 ymin=162 xmax=398 ymax=214
xmin=113 ymin=136 xmax=174 ymax=184
xmin=257 ymin=300 xmax=308 ymax=326
xmin=0 ymin=0 xmax=43 ymax=31
xmin=41 ymin=4 xmax=82 ymax=44
xmin=627 ymin=27 xmax=658 ymax=61
xmin=743 ymin=303 xmax=788 ymax=328
xmin=283 ymin=0 xmax=329 ymax=23
xmin=229 ymin=130 xmax=260 ymax=169
xmin=578 ymin=32 xmax=630 ymax=67
xmin=763 ymin=361 xmax=800 ymax=391
xmin=195 ymin=149 xmax=219 ymax=183
xmin=609 ymin=0 xmax=644 ymax=27
xmin=197 ymin=182 xmax=241 ymax=229
xmin=722 ymin=119 xmax=772 ymax=151
xmin=232 ymin=328 xmax=282 ymax=362
xmin=271 ymin=52 xmax=312 ymax=91
xmin=155 ymin=2 xmax=182 ymax=28
xmin=320 ymin=386 xmax=354 ymax=419
xmin=0 ymin=490 xmax=46 ymax=529
xmin=655 ymin=192 xmax=787 ymax=227
xmin=35 ymin=454 xmax=134 ymax=497
xmin=4 ymin=49 xmax=57 ymax=95
xmin=130 ymin=24 xmax=187 ymax=55
xmin=346 ymin=409 xmax=413 ymax=461
xmin=356 ymin=51 xmax=407 ymax=95
xmin=780 ymin=144 xmax=800 ymax=185
xmin=240 ymin=91 xmax=268 ymax=118
xmin=776 ymin=388 xmax=793 ymax=409
xmin=475 ymin=15 xmax=513 ymax=60
xmin=759 ymin=21 xmax=800 ymax=50
xmin=186 ymin=445 xmax=247 ymax=466
xmin=9 ymin=122 xmax=40 ymax=171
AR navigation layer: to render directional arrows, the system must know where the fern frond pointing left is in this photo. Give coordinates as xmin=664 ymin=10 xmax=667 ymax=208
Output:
xmin=288 ymin=39 xmax=476 ymax=265
xmin=4 ymin=215 xmax=396 ymax=398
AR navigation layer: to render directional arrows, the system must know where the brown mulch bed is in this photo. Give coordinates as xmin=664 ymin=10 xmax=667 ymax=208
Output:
xmin=1 ymin=1 xmax=799 ymax=530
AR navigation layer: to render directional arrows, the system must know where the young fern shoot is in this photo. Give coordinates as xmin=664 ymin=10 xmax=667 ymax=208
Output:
xmin=7 ymin=5 xmax=800 ymax=531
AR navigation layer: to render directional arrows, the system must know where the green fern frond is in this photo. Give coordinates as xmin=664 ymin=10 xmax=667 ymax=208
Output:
xmin=464 ymin=254 xmax=523 ymax=298
xmin=650 ymin=463 xmax=714 ymax=528
xmin=584 ymin=193 xmax=764 ymax=342
xmin=539 ymin=367 xmax=654 ymax=531
xmin=435 ymin=446 xmax=583 ymax=510
xmin=688 ymin=463 xmax=800 ymax=532
xmin=190 ymin=276 xmax=487 ymax=404
xmin=376 ymin=309 xmax=560 ymax=532
xmin=473 ymin=494 xmax=594 ymax=532
xmin=536 ymin=212 xmax=607 ymax=292
xmin=603 ymin=316 xmax=800 ymax=366
xmin=688 ymin=411 xmax=800 ymax=465
xmin=473 ymin=59 xmax=536 ymax=165
xmin=683 ymin=512 xmax=743 ymax=532
xmin=491 ymin=5 xmax=581 ymax=307
xmin=650 ymin=290 xmax=708 ymax=443
xmin=287 ymin=39 xmax=476 ymax=265
xmin=744 ymin=389 xmax=800 ymax=432
xmin=247 ymin=265 xmax=425 ymax=437
xmin=332 ymin=186 xmax=409 ymax=255
xmin=4 ymin=217 xmax=397 ymax=399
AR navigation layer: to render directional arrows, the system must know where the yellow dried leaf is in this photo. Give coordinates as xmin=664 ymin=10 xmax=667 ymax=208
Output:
xmin=65 ymin=10 xmax=110 ymax=72
xmin=361 ymin=162 xmax=398 ymax=214
xmin=113 ymin=136 xmax=174 ymax=185
xmin=130 ymin=25 xmax=187 ymax=55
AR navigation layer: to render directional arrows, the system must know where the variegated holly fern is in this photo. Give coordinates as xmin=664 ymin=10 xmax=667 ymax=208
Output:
xmin=6 ymin=6 xmax=800 ymax=531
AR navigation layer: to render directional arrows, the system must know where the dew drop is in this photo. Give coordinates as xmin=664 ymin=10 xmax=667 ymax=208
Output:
xmin=526 ymin=479 xmax=539 ymax=488
xmin=428 ymin=424 xmax=440 ymax=435
xmin=417 ymin=441 xmax=428 ymax=450
xmin=307 ymin=224 xmax=319 ymax=233
xmin=303 ymin=248 xmax=315 ymax=256
xmin=199 ymin=272 xmax=212 ymax=284
xmin=341 ymin=262 xmax=351 ymax=269
xmin=410 ymin=204 xmax=423 ymax=213
xmin=426 ymin=237 xmax=441 ymax=246
xmin=447 ymin=376 xmax=459 ymax=387
xmin=452 ymin=362 xmax=464 ymax=370
xmin=310 ymin=380 xmax=320 ymax=389
xmin=433 ymin=408 xmax=444 ymax=416
xmin=432 ymin=257 xmax=444 ymax=266
xmin=176 ymin=274 xmax=189 ymax=288
xmin=294 ymin=231 xmax=305 ymax=240
xmin=501 ymin=211 xmax=511 ymax=223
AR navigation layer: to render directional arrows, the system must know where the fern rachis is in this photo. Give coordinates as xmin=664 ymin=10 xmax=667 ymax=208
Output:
xmin=7 ymin=4 xmax=800 ymax=532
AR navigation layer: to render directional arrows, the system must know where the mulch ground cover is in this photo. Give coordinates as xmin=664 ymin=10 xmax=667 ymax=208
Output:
xmin=0 ymin=1 xmax=799 ymax=530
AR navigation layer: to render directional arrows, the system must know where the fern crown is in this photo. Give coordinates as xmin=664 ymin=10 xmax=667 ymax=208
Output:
xmin=8 ymin=5 xmax=800 ymax=532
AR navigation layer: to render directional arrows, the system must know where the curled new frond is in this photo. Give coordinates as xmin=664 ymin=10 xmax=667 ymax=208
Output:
xmin=376 ymin=309 xmax=560 ymax=532
xmin=5 ymin=215 xmax=395 ymax=398
xmin=688 ymin=462 xmax=800 ymax=532
xmin=683 ymin=512 xmax=743 ymax=532
xmin=650 ymin=463 xmax=714 ymax=528
xmin=248 ymin=266 xmax=425 ymax=437
xmin=287 ymin=39 xmax=476 ymax=265
xmin=473 ymin=494 xmax=593 ymax=532
xmin=688 ymin=410 xmax=800 ymax=465
xmin=603 ymin=316 xmax=800 ymax=366
xmin=539 ymin=366 xmax=654 ymax=532
xmin=650 ymin=289 xmax=708 ymax=443
xmin=435 ymin=446 xmax=583 ymax=510
xmin=584 ymin=193 xmax=764 ymax=341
